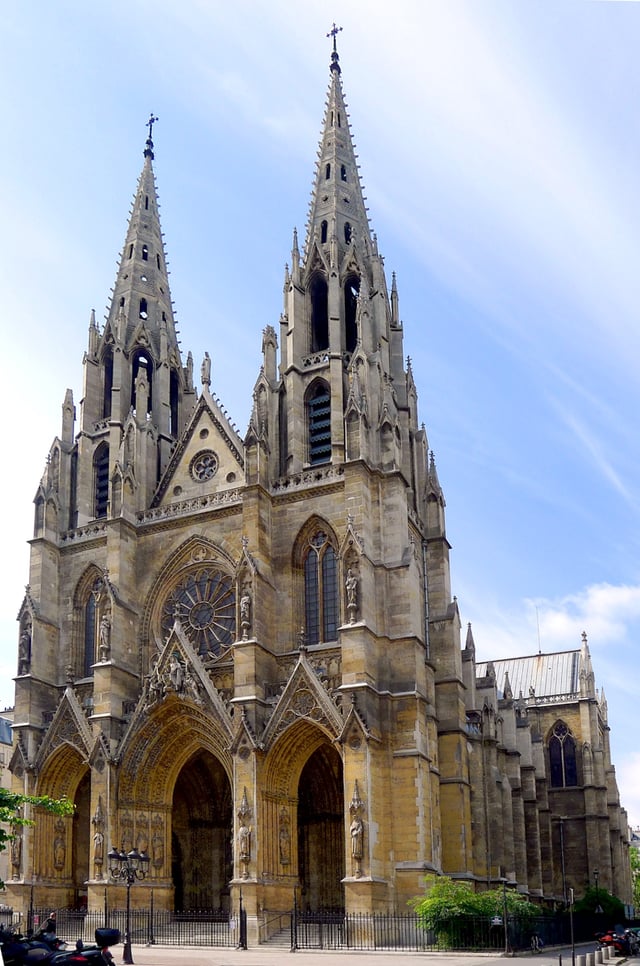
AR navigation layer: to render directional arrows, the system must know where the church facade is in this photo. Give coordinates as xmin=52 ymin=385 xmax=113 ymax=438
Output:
xmin=8 ymin=43 xmax=631 ymax=934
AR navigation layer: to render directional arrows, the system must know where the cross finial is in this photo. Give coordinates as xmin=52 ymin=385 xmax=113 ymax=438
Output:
xmin=147 ymin=113 xmax=159 ymax=140
xmin=327 ymin=23 xmax=342 ymax=54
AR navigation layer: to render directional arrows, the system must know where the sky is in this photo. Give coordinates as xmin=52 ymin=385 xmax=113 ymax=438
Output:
xmin=1 ymin=1 xmax=639 ymax=831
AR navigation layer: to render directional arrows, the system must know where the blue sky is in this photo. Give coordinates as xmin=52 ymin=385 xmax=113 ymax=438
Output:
xmin=1 ymin=1 xmax=639 ymax=829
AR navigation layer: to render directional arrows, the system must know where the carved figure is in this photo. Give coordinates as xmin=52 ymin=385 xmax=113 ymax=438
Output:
xmin=11 ymin=829 xmax=22 ymax=876
xmin=186 ymin=351 xmax=194 ymax=390
xmin=238 ymin=823 xmax=251 ymax=861
xmin=152 ymin=829 xmax=164 ymax=869
xmin=240 ymin=591 xmax=251 ymax=640
xmin=169 ymin=655 xmax=184 ymax=692
xmin=93 ymin=830 xmax=104 ymax=866
xmin=18 ymin=630 xmax=31 ymax=674
xmin=201 ymin=351 xmax=211 ymax=387
xmin=350 ymin=816 xmax=363 ymax=858
xmin=344 ymin=567 xmax=358 ymax=609
xmin=53 ymin=831 xmax=66 ymax=871
xmin=99 ymin=615 xmax=111 ymax=661
xmin=278 ymin=810 xmax=291 ymax=866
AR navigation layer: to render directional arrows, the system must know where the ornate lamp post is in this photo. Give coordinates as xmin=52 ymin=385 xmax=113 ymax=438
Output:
xmin=108 ymin=846 xmax=150 ymax=965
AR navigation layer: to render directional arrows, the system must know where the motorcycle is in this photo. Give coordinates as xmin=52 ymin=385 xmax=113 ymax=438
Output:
xmin=1 ymin=928 xmax=119 ymax=966
xmin=595 ymin=929 xmax=633 ymax=956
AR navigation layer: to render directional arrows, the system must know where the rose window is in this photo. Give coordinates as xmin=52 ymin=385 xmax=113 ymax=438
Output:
xmin=161 ymin=568 xmax=235 ymax=656
xmin=190 ymin=450 xmax=219 ymax=482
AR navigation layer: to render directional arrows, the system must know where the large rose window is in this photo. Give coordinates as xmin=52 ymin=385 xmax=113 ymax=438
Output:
xmin=161 ymin=568 xmax=236 ymax=657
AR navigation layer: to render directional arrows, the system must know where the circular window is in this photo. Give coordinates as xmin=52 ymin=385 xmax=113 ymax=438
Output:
xmin=190 ymin=450 xmax=218 ymax=482
xmin=161 ymin=568 xmax=235 ymax=657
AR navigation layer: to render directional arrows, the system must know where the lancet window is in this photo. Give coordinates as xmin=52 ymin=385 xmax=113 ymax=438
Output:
xmin=93 ymin=443 xmax=109 ymax=518
xmin=309 ymin=274 xmax=329 ymax=352
xmin=303 ymin=530 xmax=338 ymax=645
xmin=548 ymin=720 xmax=578 ymax=787
xmin=307 ymin=381 xmax=331 ymax=465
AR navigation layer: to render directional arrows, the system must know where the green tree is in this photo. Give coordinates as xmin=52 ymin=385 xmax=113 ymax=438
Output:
xmin=631 ymin=846 xmax=640 ymax=913
xmin=409 ymin=875 xmax=539 ymax=948
xmin=573 ymin=885 xmax=625 ymax=920
xmin=0 ymin=788 xmax=74 ymax=888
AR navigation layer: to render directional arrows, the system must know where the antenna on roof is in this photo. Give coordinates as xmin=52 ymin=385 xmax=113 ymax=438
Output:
xmin=536 ymin=606 xmax=541 ymax=654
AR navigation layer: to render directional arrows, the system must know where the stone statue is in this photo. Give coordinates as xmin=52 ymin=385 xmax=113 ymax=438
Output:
xmin=345 ymin=568 xmax=358 ymax=622
xmin=152 ymin=829 xmax=164 ymax=869
xmin=53 ymin=827 xmax=66 ymax=871
xmin=169 ymin=655 xmax=184 ymax=692
xmin=10 ymin=828 xmax=22 ymax=877
xmin=238 ymin=823 xmax=251 ymax=862
xmin=93 ymin=830 xmax=104 ymax=866
xmin=240 ymin=591 xmax=251 ymax=640
xmin=186 ymin=351 xmax=194 ymax=390
xmin=201 ymin=351 xmax=211 ymax=387
xmin=350 ymin=816 xmax=363 ymax=859
xmin=98 ymin=614 xmax=111 ymax=661
xmin=18 ymin=629 xmax=31 ymax=675
xmin=278 ymin=809 xmax=291 ymax=866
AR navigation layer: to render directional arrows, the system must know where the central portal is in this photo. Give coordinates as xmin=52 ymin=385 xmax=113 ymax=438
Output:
xmin=297 ymin=743 xmax=344 ymax=911
xmin=171 ymin=750 xmax=232 ymax=911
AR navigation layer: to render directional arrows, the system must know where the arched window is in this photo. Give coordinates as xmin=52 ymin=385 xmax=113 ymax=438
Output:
xmin=170 ymin=368 xmax=179 ymax=437
xmin=308 ymin=382 xmax=331 ymax=465
xmin=142 ymin=245 xmax=149 ymax=261
xmin=344 ymin=222 xmax=352 ymax=244
xmin=94 ymin=443 xmax=109 ymax=518
xmin=131 ymin=349 xmax=153 ymax=416
xmin=139 ymin=298 xmax=148 ymax=319
xmin=344 ymin=275 xmax=360 ymax=353
xmin=309 ymin=274 xmax=329 ymax=352
xmin=340 ymin=164 xmax=347 ymax=182
xmin=304 ymin=531 xmax=338 ymax=645
xmin=548 ymin=721 xmax=578 ymax=787
xmin=321 ymin=220 xmax=328 ymax=244
xmin=325 ymin=163 xmax=331 ymax=180
xmin=84 ymin=590 xmax=98 ymax=676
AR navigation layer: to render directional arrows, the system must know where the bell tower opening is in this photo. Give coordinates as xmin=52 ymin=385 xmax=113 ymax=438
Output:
xmin=309 ymin=274 xmax=329 ymax=352
xmin=171 ymin=750 xmax=232 ymax=911
xmin=297 ymin=743 xmax=344 ymax=912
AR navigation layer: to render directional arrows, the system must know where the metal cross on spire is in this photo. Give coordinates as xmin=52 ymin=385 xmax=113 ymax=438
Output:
xmin=147 ymin=113 xmax=159 ymax=140
xmin=326 ymin=23 xmax=343 ymax=53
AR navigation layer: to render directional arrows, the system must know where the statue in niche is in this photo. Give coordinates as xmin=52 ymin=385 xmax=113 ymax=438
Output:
xmin=345 ymin=568 xmax=358 ymax=622
xmin=18 ymin=628 xmax=31 ymax=675
xmin=238 ymin=824 xmax=251 ymax=866
xmin=53 ymin=821 xmax=66 ymax=871
xmin=240 ymin=590 xmax=251 ymax=640
xmin=152 ymin=828 xmax=164 ymax=870
xmin=169 ymin=654 xmax=184 ymax=692
xmin=278 ymin=808 xmax=291 ymax=866
xmin=350 ymin=816 xmax=364 ymax=859
xmin=10 ymin=827 xmax=22 ymax=878
xmin=92 ymin=797 xmax=105 ymax=878
xmin=98 ymin=614 xmax=111 ymax=661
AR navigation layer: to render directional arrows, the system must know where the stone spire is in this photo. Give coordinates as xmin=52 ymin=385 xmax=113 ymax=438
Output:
xmin=303 ymin=29 xmax=373 ymax=267
xmin=103 ymin=115 xmax=180 ymax=363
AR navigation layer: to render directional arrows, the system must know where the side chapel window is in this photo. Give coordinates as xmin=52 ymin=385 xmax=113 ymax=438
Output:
xmin=304 ymin=531 xmax=338 ymax=645
xmin=548 ymin=720 xmax=578 ymax=787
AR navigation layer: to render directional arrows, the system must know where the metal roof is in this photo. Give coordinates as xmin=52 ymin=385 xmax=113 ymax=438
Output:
xmin=476 ymin=650 xmax=580 ymax=700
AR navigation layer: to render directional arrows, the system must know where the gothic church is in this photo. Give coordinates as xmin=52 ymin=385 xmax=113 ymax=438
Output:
xmin=8 ymin=40 xmax=631 ymax=935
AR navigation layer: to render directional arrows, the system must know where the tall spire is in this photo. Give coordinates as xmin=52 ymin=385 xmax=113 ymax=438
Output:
xmin=304 ymin=28 xmax=373 ymax=267
xmin=103 ymin=115 xmax=180 ymax=363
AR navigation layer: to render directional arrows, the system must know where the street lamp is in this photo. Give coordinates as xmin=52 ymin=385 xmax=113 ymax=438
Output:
xmin=108 ymin=846 xmax=150 ymax=965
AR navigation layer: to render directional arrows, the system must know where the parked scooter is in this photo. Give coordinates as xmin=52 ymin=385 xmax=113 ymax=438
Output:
xmin=595 ymin=929 xmax=633 ymax=956
xmin=52 ymin=929 xmax=120 ymax=966
xmin=1 ymin=927 xmax=119 ymax=966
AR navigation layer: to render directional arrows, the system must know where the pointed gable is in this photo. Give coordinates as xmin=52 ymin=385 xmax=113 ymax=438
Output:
xmin=152 ymin=388 xmax=245 ymax=507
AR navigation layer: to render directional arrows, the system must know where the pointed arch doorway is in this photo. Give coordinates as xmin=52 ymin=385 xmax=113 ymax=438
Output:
xmin=297 ymin=744 xmax=345 ymax=912
xmin=171 ymin=750 xmax=232 ymax=911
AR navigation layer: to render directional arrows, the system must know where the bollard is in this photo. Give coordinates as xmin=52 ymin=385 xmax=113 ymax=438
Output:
xmin=595 ymin=947 xmax=603 ymax=963
xmin=586 ymin=952 xmax=595 ymax=966
xmin=576 ymin=954 xmax=586 ymax=966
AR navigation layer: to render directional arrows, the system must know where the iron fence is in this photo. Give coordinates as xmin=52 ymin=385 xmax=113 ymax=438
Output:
xmin=29 ymin=907 xmax=238 ymax=947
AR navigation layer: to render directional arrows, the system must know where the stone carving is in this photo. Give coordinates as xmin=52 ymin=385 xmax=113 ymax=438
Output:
xmin=92 ymin=797 xmax=105 ymax=879
xmin=240 ymin=590 xmax=251 ymax=641
xmin=345 ymin=568 xmax=358 ymax=623
xmin=53 ymin=819 xmax=66 ymax=872
xmin=201 ymin=351 xmax=211 ymax=387
xmin=18 ymin=623 xmax=31 ymax=675
xmin=10 ymin=825 xmax=22 ymax=878
xmin=237 ymin=788 xmax=252 ymax=879
xmin=98 ymin=614 xmax=111 ymax=662
xmin=349 ymin=781 xmax=365 ymax=878
xmin=278 ymin=807 xmax=291 ymax=866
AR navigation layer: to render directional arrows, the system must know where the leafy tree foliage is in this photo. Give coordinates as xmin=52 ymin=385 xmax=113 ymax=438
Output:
xmin=631 ymin=847 xmax=640 ymax=912
xmin=410 ymin=874 xmax=539 ymax=928
xmin=573 ymin=884 xmax=625 ymax=920
xmin=0 ymin=788 xmax=74 ymax=887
